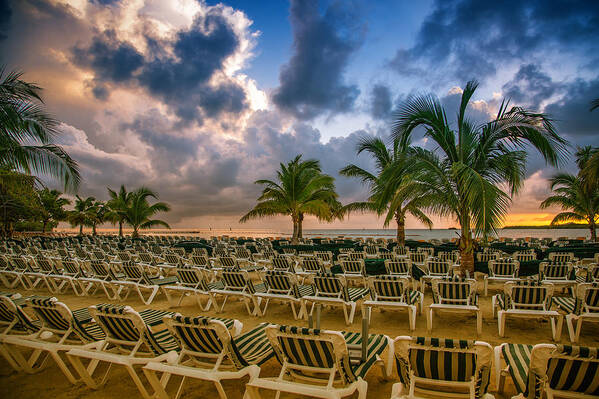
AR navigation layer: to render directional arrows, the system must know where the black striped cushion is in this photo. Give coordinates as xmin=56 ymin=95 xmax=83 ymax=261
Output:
xmin=502 ymin=343 xmax=532 ymax=395
xmin=546 ymin=346 xmax=599 ymax=395
xmin=408 ymin=337 xmax=476 ymax=382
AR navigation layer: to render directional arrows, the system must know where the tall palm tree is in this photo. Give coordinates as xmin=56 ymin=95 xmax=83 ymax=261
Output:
xmin=340 ymin=137 xmax=433 ymax=245
xmin=68 ymin=195 xmax=95 ymax=235
xmin=123 ymin=187 xmax=170 ymax=238
xmin=0 ymin=67 xmax=80 ymax=191
xmin=88 ymin=200 xmax=108 ymax=236
xmin=240 ymin=155 xmax=341 ymax=243
xmin=392 ymin=80 xmax=567 ymax=273
xmin=541 ymin=146 xmax=599 ymax=242
xmin=38 ymin=188 xmax=71 ymax=233
xmin=106 ymin=185 xmax=131 ymax=237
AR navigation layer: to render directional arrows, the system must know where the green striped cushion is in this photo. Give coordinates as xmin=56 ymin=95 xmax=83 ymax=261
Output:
xmin=553 ymin=296 xmax=576 ymax=314
xmin=234 ymin=322 xmax=274 ymax=365
xmin=408 ymin=337 xmax=476 ymax=382
xmin=343 ymin=331 xmax=388 ymax=378
xmin=346 ymin=287 xmax=369 ymax=302
xmin=372 ymin=276 xmax=405 ymax=299
xmin=546 ymin=345 xmax=599 ymax=395
xmin=502 ymin=343 xmax=533 ymax=395
xmin=276 ymin=326 xmax=336 ymax=368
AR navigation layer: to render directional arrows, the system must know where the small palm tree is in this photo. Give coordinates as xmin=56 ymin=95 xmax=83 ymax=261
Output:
xmin=123 ymin=187 xmax=170 ymax=238
xmin=340 ymin=137 xmax=433 ymax=245
xmin=68 ymin=195 xmax=95 ymax=235
xmin=106 ymin=185 xmax=131 ymax=237
xmin=541 ymin=146 xmax=599 ymax=241
xmin=88 ymin=200 xmax=108 ymax=236
xmin=38 ymin=188 xmax=71 ymax=232
xmin=240 ymin=155 xmax=341 ymax=243
xmin=0 ymin=67 xmax=80 ymax=191
xmin=392 ymin=80 xmax=567 ymax=273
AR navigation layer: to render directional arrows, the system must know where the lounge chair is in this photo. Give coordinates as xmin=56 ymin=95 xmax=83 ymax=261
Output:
xmin=429 ymin=277 xmax=481 ymax=335
xmin=362 ymin=276 xmax=422 ymax=331
xmin=539 ymin=261 xmax=575 ymax=290
xmin=211 ymin=269 xmax=266 ymax=315
xmin=339 ymin=259 xmax=367 ymax=286
xmin=493 ymin=281 xmax=563 ymax=340
xmin=78 ymin=260 xmax=124 ymax=298
xmin=110 ymin=261 xmax=178 ymax=304
xmin=384 ymin=258 xmax=412 ymax=278
xmin=143 ymin=315 xmax=271 ymax=399
xmin=67 ymin=304 xmax=179 ymax=399
xmin=0 ymin=294 xmax=41 ymax=371
xmin=254 ymin=270 xmax=314 ymax=319
xmin=553 ymin=282 xmax=599 ymax=343
xmin=161 ymin=266 xmax=223 ymax=309
xmin=495 ymin=343 xmax=599 ymax=398
xmin=44 ymin=259 xmax=87 ymax=296
xmin=301 ymin=273 xmax=370 ymax=325
xmin=391 ymin=336 xmax=493 ymax=399
xmin=419 ymin=257 xmax=451 ymax=292
xmin=297 ymin=257 xmax=326 ymax=283
xmin=3 ymin=297 xmax=105 ymax=383
xmin=484 ymin=258 xmax=520 ymax=296
xmin=245 ymin=325 xmax=391 ymax=399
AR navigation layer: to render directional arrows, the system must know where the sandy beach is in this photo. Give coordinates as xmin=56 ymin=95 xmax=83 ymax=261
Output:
xmin=2 ymin=276 xmax=597 ymax=399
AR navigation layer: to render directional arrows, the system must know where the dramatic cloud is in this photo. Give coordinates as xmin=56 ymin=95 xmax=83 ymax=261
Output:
xmin=389 ymin=0 xmax=599 ymax=82
xmin=369 ymin=84 xmax=393 ymax=120
xmin=272 ymin=0 xmax=363 ymax=119
xmin=502 ymin=64 xmax=562 ymax=109
xmin=71 ymin=9 xmax=250 ymax=125
xmin=0 ymin=0 xmax=11 ymax=40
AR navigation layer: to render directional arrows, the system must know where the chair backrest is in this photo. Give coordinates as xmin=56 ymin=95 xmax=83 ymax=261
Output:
xmin=314 ymin=251 xmax=333 ymax=262
xmin=36 ymin=256 xmax=58 ymax=274
xmin=410 ymin=252 xmax=428 ymax=264
xmin=369 ymin=275 xmax=410 ymax=302
xmin=301 ymin=258 xmax=325 ymax=273
xmin=60 ymin=259 xmax=82 ymax=276
xmin=438 ymin=251 xmax=459 ymax=264
xmin=121 ymin=261 xmax=148 ymax=283
xmin=348 ymin=252 xmax=365 ymax=261
xmin=313 ymin=273 xmax=346 ymax=299
xmin=218 ymin=256 xmax=238 ymax=268
xmin=526 ymin=344 xmax=599 ymax=398
xmin=378 ymin=252 xmax=396 ymax=260
xmin=548 ymin=252 xmax=575 ymax=263
xmin=432 ymin=278 xmax=477 ymax=305
xmin=394 ymin=336 xmax=492 ymax=397
xmin=425 ymin=258 xmax=451 ymax=276
xmin=222 ymin=270 xmax=256 ymax=293
xmin=263 ymin=271 xmax=300 ymax=296
xmin=572 ymin=283 xmax=599 ymax=314
xmin=266 ymin=325 xmax=358 ymax=385
xmin=29 ymin=297 xmax=99 ymax=342
xmin=90 ymin=304 xmax=172 ymax=355
xmin=271 ymin=256 xmax=294 ymax=272
xmin=11 ymin=256 xmax=31 ymax=271
xmin=385 ymin=259 xmax=411 ymax=276
xmin=340 ymin=259 xmax=365 ymax=275
xmin=164 ymin=314 xmax=247 ymax=369
xmin=417 ymin=247 xmax=434 ymax=257
xmin=539 ymin=262 xmax=572 ymax=280
xmin=172 ymin=248 xmax=186 ymax=257
xmin=189 ymin=255 xmax=210 ymax=267
xmin=364 ymin=246 xmax=378 ymax=256
xmin=0 ymin=295 xmax=40 ymax=334
xmin=504 ymin=281 xmax=553 ymax=310
xmin=164 ymin=253 xmax=183 ymax=266
xmin=138 ymin=252 xmax=155 ymax=264
xmin=175 ymin=266 xmax=209 ymax=290
xmin=394 ymin=246 xmax=409 ymax=256
xmin=488 ymin=258 xmax=519 ymax=278
xmin=477 ymin=252 xmax=499 ymax=262
xmin=514 ymin=251 xmax=536 ymax=262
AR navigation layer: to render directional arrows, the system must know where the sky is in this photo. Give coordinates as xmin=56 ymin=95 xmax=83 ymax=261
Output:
xmin=1 ymin=0 xmax=598 ymax=232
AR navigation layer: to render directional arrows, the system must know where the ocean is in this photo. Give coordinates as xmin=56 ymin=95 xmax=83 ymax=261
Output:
xmin=78 ymin=228 xmax=591 ymax=240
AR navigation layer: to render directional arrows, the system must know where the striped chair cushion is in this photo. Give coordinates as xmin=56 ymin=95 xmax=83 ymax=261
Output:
xmin=264 ymin=271 xmax=293 ymax=292
xmin=0 ymin=296 xmax=41 ymax=332
xmin=176 ymin=268 xmax=208 ymax=289
xmin=342 ymin=331 xmax=389 ymax=378
xmin=372 ymin=276 xmax=406 ymax=299
xmin=401 ymin=337 xmax=477 ymax=383
xmin=502 ymin=343 xmax=533 ymax=395
xmin=427 ymin=260 xmax=449 ymax=275
xmin=385 ymin=260 xmax=410 ymax=275
xmin=276 ymin=326 xmax=336 ymax=369
xmin=314 ymin=273 xmax=342 ymax=294
xmin=30 ymin=297 xmax=71 ymax=331
xmin=434 ymin=280 xmax=472 ymax=305
xmin=302 ymin=258 xmax=324 ymax=272
xmin=346 ymin=287 xmax=369 ymax=302
xmin=232 ymin=322 xmax=274 ymax=366
xmin=553 ymin=296 xmax=576 ymax=314
xmin=542 ymin=265 xmax=570 ymax=279
xmin=272 ymin=257 xmax=292 ymax=270
xmin=545 ymin=345 xmax=599 ymax=395
xmin=491 ymin=260 xmax=516 ymax=277
xmin=222 ymin=272 xmax=256 ymax=293
xmin=341 ymin=260 xmax=363 ymax=274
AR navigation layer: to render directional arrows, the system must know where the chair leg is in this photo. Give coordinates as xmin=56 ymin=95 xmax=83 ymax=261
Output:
xmin=476 ymin=309 xmax=482 ymax=335
xmin=491 ymin=296 xmax=497 ymax=318
xmin=484 ymin=279 xmax=488 ymax=296
xmin=408 ymin=306 xmax=416 ymax=331
xmin=356 ymin=379 xmax=368 ymax=399
xmin=566 ymin=314 xmax=576 ymax=343
xmin=142 ymin=368 xmax=170 ymax=399
xmin=124 ymin=364 xmax=154 ymax=399
xmin=494 ymin=345 xmax=503 ymax=391
xmin=0 ymin=343 xmax=25 ymax=371
xmin=427 ymin=307 xmax=433 ymax=332
xmin=67 ymin=353 xmax=112 ymax=389
xmin=498 ymin=311 xmax=505 ymax=337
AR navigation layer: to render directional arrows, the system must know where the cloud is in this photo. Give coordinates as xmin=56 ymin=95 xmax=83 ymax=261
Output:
xmin=369 ymin=84 xmax=393 ymax=120
xmin=388 ymin=0 xmax=599 ymax=82
xmin=502 ymin=64 xmax=562 ymax=109
xmin=272 ymin=0 xmax=364 ymax=120
xmin=0 ymin=0 xmax=11 ymax=40
xmin=70 ymin=3 xmax=253 ymax=125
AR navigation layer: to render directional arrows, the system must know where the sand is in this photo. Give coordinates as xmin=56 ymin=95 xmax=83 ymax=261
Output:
xmin=1 ymin=278 xmax=598 ymax=399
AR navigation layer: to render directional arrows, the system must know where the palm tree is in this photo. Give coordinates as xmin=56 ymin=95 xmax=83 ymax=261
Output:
xmin=38 ymin=188 xmax=71 ymax=233
xmin=340 ymin=137 xmax=433 ymax=245
xmin=106 ymin=185 xmax=131 ymax=237
xmin=68 ymin=195 xmax=95 ymax=235
xmin=392 ymin=80 xmax=567 ymax=273
xmin=88 ymin=200 xmax=108 ymax=236
xmin=541 ymin=146 xmax=599 ymax=242
xmin=0 ymin=67 xmax=80 ymax=191
xmin=240 ymin=155 xmax=341 ymax=243
xmin=123 ymin=187 xmax=170 ymax=238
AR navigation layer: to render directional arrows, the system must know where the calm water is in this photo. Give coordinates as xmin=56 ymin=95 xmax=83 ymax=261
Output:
xmin=81 ymin=228 xmax=591 ymax=240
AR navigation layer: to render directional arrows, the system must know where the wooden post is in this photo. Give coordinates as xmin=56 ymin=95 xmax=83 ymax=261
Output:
xmin=361 ymin=307 xmax=369 ymax=362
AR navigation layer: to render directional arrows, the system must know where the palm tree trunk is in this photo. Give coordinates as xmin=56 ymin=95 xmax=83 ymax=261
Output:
xmin=459 ymin=220 xmax=475 ymax=276
xmin=297 ymin=213 xmax=304 ymax=239
xmin=590 ymin=221 xmax=597 ymax=242
xmin=79 ymin=224 xmax=83 ymax=235
xmin=396 ymin=212 xmax=406 ymax=246
xmin=42 ymin=220 xmax=47 ymax=233
xmin=291 ymin=215 xmax=298 ymax=244
xmin=132 ymin=225 xmax=139 ymax=238
xmin=118 ymin=220 xmax=123 ymax=237
xmin=92 ymin=223 xmax=97 ymax=236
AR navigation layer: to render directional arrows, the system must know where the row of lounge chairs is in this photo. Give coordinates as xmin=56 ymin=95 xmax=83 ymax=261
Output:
xmin=1 ymin=293 xmax=598 ymax=398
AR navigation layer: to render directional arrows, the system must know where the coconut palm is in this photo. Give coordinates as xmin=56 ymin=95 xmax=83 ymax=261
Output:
xmin=123 ymin=187 xmax=170 ymax=238
xmin=541 ymin=146 xmax=599 ymax=242
xmin=106 ymin=185 xmax=131 ymax=237
xmin=68 ymin=195 xmax=95 ymax=235
xmin=240 ymin=155 xmax=341 ymax=243
xmin=391 ymin=80 xmax=567 ymax=273
xmin=88 ymin=200 xmax=108 ymax=236
xmin=340 ymin=137 xmax=433 ymax=245
xmin=0 ymin=67 xmax=80 ymax=191
xmin=38 ymin=188 xmax=71 ymax=232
